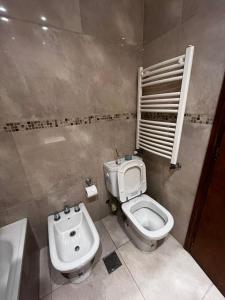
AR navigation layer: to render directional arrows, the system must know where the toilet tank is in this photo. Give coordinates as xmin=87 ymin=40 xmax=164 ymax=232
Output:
xmin=103 ymin=156 xmax=142 ymax=199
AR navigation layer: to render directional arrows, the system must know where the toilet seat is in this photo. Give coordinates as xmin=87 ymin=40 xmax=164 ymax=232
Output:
xmin=118 ymin=159 xmax=146 ymax=203
xmin=122 ymin=194 xmax=174 ymax=240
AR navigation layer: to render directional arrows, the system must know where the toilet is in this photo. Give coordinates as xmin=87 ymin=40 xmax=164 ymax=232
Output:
xmin=104 ymin=156 xmax=174 ymax=251
xmin=48 ymin=203 xmax=100 ymax=283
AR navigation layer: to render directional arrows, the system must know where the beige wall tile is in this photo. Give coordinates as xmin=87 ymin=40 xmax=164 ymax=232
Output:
xmin=0 ymin=132 xmax=33 ymax=209
xmin=143 ymin=26 xmax=180 ymax=68
xmin=144 ymin=0 xmax=182 ymax=44
xmin=0 ymin=19 xmax=141 ymax=122
xmin=144 ymin=124 xmax=212 ymax=244
xmin=80 ymin=0 xmax=143 ymax=45
xmin=178 ymin=17 xmax=225 ymax=115
xmin=0 ymin=0 xmax=82 ymax=33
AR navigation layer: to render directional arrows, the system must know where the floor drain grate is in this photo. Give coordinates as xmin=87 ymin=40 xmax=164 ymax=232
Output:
xmin=103 ymin=251 xmax=122 ymax=274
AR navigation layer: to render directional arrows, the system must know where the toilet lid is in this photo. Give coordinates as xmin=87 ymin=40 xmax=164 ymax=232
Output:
xmin=118 ymin=160 xmax=147 ymax=203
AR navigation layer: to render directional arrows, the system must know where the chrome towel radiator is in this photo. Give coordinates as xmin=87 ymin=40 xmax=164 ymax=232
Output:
xmin=136 ymin=45 xmax=194 ymax=168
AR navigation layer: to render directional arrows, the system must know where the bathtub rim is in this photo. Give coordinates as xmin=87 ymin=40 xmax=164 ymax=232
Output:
xmin=0 ymin=218 xmax=27 ymax=300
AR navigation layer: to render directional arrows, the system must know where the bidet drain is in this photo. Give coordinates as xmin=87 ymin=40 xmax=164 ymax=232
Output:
xmin=70 ymin=231 xmax=76 ymax=237
xmin=75 ymin=246 xmax=80 ymax=252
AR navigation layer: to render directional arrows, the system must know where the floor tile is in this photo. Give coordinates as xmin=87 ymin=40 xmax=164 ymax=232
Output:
xmin=203 ymin=285 xmax=225 ymax=300
xmin=39 ymin=247 xmax=52 ymax=299
xmin=95 ymin=220 xmax=116 ymax=258
xmin=103 ymin=252 xmax=144 ymax=300
xmin=51 ymin=251 xmax=144 ymax=300
xmin=50 ymin=263 xmax=68 ymax=292
xmin=119 ymin=235 xmax=212 ymax=300
xmin=102 ymin=214 xmax=129 ymax=248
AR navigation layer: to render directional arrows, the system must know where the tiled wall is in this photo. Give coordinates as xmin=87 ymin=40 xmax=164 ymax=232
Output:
xmin=143 ymin=0 xmax=225 ymax=244
xmin=1 ymin=0 xmax=223 ymax=249
xmin=0 ymin=0 xmax=144 ymax=247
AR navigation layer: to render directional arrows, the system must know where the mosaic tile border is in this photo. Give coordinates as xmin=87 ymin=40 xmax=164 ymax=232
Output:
xmin=1 ymin=112 xmax=213 ymax=133
xmin=184 ymin=113 xmax=213 ymax=124
xmin=142 ymin=112 xmax=213 ymax=125
xmin=1 ymin=113 xmax=136 ymax=133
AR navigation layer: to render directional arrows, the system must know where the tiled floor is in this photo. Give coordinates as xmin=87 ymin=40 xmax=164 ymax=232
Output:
xmin=39 ymin=215 xmax=224 ymax=300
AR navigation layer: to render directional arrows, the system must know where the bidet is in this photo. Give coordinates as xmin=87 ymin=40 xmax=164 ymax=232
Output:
xmin=48 ymin=203 xmax=100 ymax=283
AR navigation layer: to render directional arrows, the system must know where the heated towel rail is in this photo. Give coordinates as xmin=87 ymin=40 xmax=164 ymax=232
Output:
xmin=136 ymin=45 xmax=194 ymax=168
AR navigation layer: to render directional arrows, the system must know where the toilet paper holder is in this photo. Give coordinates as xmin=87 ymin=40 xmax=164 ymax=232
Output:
xmin=85 ymin=177 xmax=93 ymax=186
xmin=85 ymin=178 xmax=98 ymax=198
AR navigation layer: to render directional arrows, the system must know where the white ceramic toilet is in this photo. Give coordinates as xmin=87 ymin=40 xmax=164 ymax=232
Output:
xmin=104 ymin=156 xmax=174 ymax=251
xmin=48 ymin=203 xmax=100 ymax=283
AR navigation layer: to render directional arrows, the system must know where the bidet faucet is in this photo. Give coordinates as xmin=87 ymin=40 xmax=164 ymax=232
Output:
xmin=64 ymin=205 xmax=70 ymax=214
xmin=54 ymin=212 xmax=60 ymax=221
xmin=74 ymin=205 xmax=80 ymax=212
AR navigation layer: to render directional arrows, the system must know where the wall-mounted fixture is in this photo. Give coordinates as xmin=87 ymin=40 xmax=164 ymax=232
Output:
xmin=40 ymin=15 xmax=47 ymax=21
xmin=41 ymin=26 xmax=48 ymax=31
xmin=85 ymin=177 xmax=98 ymax=198
xmin=0 ymin=16 xmax=9 ymax=22
xmin=0 ymin=5 xmax=7 ymax=12
xmin=136 ymin=45 xmax=194 ymax=168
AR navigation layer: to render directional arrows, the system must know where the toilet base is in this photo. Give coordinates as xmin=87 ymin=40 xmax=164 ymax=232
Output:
xmin=118 ymin=212 xmax=164 ymax=252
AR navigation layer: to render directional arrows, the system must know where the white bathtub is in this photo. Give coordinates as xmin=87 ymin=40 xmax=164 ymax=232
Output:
xmin=0 ymin=218 xmax=27 ymax=300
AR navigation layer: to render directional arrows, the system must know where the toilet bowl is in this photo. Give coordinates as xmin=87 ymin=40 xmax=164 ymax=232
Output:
xmin=122 ymin=194 xmax=174 ymax=251
xmin=48 ymin=203 xmax=100 ymax=283
xmin=104 ymin=156 xmax=174 ymax=252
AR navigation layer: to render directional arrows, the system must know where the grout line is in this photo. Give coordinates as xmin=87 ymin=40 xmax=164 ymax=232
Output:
xmin=47 ymin=247 xmax=71 ymax=297
xmin=100 ymin=220 xmax=118 ymax=250
xmin=49 ymin=266 xmax=69 ymax=295
xmin=117 ymin=239 xmax=130 ymax=249
xmin=117 ymin=247 xmax=146 ymax=300
xmin=39 ymin=247 xmax=52 ymax=300
xmin=201 ymin=282 xmax=214 ymax=300
xmin=101 ymin=218 xmax=146 ymax=299
xmin=101 ymin=218 xmax=129 ymax=250
xmin=40 ymin=291 xmax=52 ymax=300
